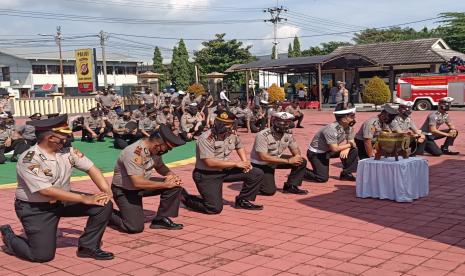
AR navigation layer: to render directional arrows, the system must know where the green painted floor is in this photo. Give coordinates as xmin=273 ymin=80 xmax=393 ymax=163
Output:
xmin=0 ymin=140 xmax=196 ymax=185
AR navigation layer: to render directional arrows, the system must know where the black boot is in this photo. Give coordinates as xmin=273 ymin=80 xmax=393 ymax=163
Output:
xmin=441 ymin=146 xmax=459 ymax=155
xmin=150 ymin=217 xmax=183 ymax=230
xmin=340 ymin=172 xmax=356 ymax=181
xmin=0 ymin=225 xmax=15 ymax=255
xmin=77 ymin=247 xmax=114 ymax=260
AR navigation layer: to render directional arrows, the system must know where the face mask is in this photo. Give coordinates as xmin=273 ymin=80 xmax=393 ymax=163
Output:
xmin=348 ymin=119 xmax=356 ymax=127
xmin=440 ymin=104 xmax=450 ymax=111
xmin=272 ymin=121 xmax=291 ymax=134
xmin=402 ymin=110 xmax=412 ymax=117
xmin=51 ymin=135 xmax=70 ymax=149
xmin=123 ymin=115 xmax=130 ymax=120
xmin=212 ymin=121 xmax=232 ymax=140
xmin=188 ymin=109 xmax=197 ymax=115
xmin=153 ymin=144 xmax=169 ymax=155
xmin=163 ymin=111 xmax=169 ymax=115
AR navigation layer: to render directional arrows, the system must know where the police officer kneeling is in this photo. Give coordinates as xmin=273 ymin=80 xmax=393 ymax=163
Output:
xmin=251 ymin=112 xmax=308 ymax=195
xmin=181 ymin=111 xmax=264 ymax=214
xmin=417 ymin=97 xmax=459 ymax=156
xmin=109 ymin=124 xmax=185 ymax=233
xmin=304 ymin=108 xmax=358 ymax=183
xmin=0 ymin=115 xmax=114 ymax=262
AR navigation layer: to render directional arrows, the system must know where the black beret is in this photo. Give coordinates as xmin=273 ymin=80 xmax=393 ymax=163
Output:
xmin=28 ymin=114 xmax=71 ymax=134
xmin=154 ymin=124 xmax=186 ymax=147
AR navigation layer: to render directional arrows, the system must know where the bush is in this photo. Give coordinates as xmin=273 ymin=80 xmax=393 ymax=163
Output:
xmin=268 ymin=83 xmax=285 ymax=103
xmin=295 ymin=82 xmax=306 ymax=91
xmin=187 ymin=83 xmax=205 ymax=96
xmin=362 ymin=76 xmax=391 ymax=105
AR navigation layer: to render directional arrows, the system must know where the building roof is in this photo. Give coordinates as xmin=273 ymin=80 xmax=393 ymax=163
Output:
xmin=331 ymin=38 xmax=465 ymax=65
xmin=228 ymin=38 xmax=465 ymax=73
xmin=0 ymin=48 xmax=142 ymax=63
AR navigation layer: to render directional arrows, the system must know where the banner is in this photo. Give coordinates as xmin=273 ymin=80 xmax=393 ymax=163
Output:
xmin=75 ymin=48 xmax=95 ymax=92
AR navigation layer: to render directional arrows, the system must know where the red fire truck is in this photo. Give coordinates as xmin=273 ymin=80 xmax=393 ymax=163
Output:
xmin=396 ymin=74 xmax=465 ymax=110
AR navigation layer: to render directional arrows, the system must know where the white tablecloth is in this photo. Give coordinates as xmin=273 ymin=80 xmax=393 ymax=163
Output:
xmin=356 ymin=157 xmax=429 ymax=202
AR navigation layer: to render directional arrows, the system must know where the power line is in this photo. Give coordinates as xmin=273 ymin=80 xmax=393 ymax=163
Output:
xmin=66 ymin=0 xmax=263 ymax=12
xmin=0 ymin=9 xmax=263 ymax=25
xmin=264 ymin=4 xmax=287 ymax=59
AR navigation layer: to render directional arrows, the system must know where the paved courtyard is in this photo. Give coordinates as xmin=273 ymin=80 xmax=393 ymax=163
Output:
xmin=1 ymin=109 xmax=465 ymax=276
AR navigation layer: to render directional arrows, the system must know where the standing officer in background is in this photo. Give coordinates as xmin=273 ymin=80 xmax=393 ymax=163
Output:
xmin=95 ymin=89 xmax=118 ymax=111
xmin=335 ymin=81 xmax=349 ymax=111
xmin=139 ymin=108 xmax=159 ymax=138
xmin=418 ymin=97 xmax=459 ymax=155
xmin=82 ymin=107 xmax=106 ymax=142
xmin=304 ymin=108 xmax=358 ymax=183
xmin=354 ymin=103 xmax=398 ymax=160
xmin=181 ymin=111 xmax=264 ymax=214
xmin=0 ymin=115 xmax=114 ymax=262
xmin=140 ymin=88 xmax=157 ymax=108
xmin=285 ymin=99 xmax=304 ymax=128
xmin=250 ymin=112 xmax=308 ymax=195
xmin=0 ymin=89 xmax=12 ymax=115
xmin=109 ymin=125 xmax=185 ymax=233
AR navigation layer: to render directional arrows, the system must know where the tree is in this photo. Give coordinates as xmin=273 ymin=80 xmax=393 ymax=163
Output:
xmin=362 ymin=76 xmax=391 ymax=105
xmin=436 ymin=12 xmax=465 ymax=52
xmin=152 ymin=47 xmax=163 ymax=72
xmin=194 ymin=33 xmax=255 ymax=90
xmin=287 ymin=43 xmax=293 ymax=58
xmin=301 ymin=41 xmax=352 ymax=56
xmin=292 ymin=36 xmax=301 ymax=57
xmin=353 ymin=27 xmax=435 ymax=45
xmin=271 ymin=45 xmax=277 ymax=59
xmin=268 ymin=83 xmax=285 ymax=103
xmin=171 ymin=39 xmax=193 ymax=91
xmin=152 ymin=46 xmax=169 ymax=89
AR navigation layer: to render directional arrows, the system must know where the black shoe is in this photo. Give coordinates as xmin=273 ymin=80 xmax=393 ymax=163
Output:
xmin=0 ymin=225 xmax=15 ymax=255
xmin=340 ymin=173 xmax=356 ymax=181
xmin=77 ymin=247 xmax=114 ymax=260
xmin=441 ymin=147 xmax=459 ymax=155
xmin=150 ymin=217 xmax=183 ymax=230
xmin=234 ymin=198 xmax=263 ymax=210
xmin=10 ymin=156 xmax=18 ymax=162
xmin=283 ymin=185 xmax=309 ymax=195
xmin=296 ymin=125 xmax=304 ymax=128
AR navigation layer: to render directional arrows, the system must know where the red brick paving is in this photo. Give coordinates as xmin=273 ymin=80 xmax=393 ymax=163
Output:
xmin=2 ymin=110 xmax=465 ymax=275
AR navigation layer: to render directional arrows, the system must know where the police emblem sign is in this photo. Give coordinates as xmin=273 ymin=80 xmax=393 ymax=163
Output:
xmin=75 ymin=48 xmax=96 ymax=92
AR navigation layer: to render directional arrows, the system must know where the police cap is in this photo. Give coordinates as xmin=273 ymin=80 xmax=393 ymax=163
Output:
xmin=151 ymin=124 xmax=186 ymax=147
xmin=28 ymin=114 xmax=72 ymax=135
xmin=215 ymin=110 xmax=236 ymax=124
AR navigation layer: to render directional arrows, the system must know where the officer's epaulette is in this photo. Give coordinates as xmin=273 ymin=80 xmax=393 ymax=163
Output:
xmin=22 ymin=151 xmax=35 ymax=163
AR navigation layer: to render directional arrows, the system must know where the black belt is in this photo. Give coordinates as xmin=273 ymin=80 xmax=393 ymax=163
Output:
xmin=15 ymin=198 xmax=61 ymax=207
xmin=194 ymin=168 xmax=225 ymax=175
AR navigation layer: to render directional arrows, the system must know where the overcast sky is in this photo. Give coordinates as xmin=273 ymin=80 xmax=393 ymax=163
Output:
xmin=1 ymin=0 xmax=464 ymax=63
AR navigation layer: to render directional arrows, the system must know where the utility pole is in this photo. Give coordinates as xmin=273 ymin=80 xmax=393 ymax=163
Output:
xmin=55 ymin=26 xmax=65 ymax=95
xmin=98 ymin=30 xmax=109 ymax=89
xmin=264 ymin=1 xmax=287 ymax=59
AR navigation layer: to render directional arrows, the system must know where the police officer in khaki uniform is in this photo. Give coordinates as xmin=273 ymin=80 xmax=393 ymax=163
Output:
xmin=113 ymin=109 xmax=139 ymax=149
xmin=180 ymin=103 xmax=205 ymax=141
xmin=304 ymin=108 xmax=358 ymax=183
xmin=251 ymin=112 xmax=308 ymax=195
xmin=233 ymin=100 xmax=253 ymax=132
xmin=20 ymin=113 xmax=41 ymax=146
xmin=132 ymin=104 xmax=147 ymax=122
xmin=139 ymin=108 xmax=159 ymax=138
xmin=267 ymin=101 xmax=283 ymax=127
xmin=140 ymin=88 xmax=157 ymax=108
xmin=0 ymin=115 xmax=114 ymax=262
xmin=157 ymin=105 xmax=175 ymax=130
xmin=82 ymin=108 xmax=106 ymax=142
xmin=285 ymin=99 xmax=304 ymax=128
xmin=0 ymin=114 xmax=30 ymax=163
xmin=390 ymin=99 xmax=426 ymax=155
xmin=95 ymin=89 xmax=117 ymax=111
xmin=354 ymin=103 xmax=398 ymax=160
xmin=417 ymin=97 xmax=459 ymax=155
xmin=109 ymin=124 xmax=185 ymax=233
xmin=0 ymin=89 xmax=11 ymax=115
xmin=181 ymin=111 xmax=264 ymax=214
xmin=173 ymin=91 xmax=186 ymax=122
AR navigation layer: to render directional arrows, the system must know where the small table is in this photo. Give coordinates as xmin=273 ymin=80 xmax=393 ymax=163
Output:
xmin=356 ymin=157 xmax=429 ymax=202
